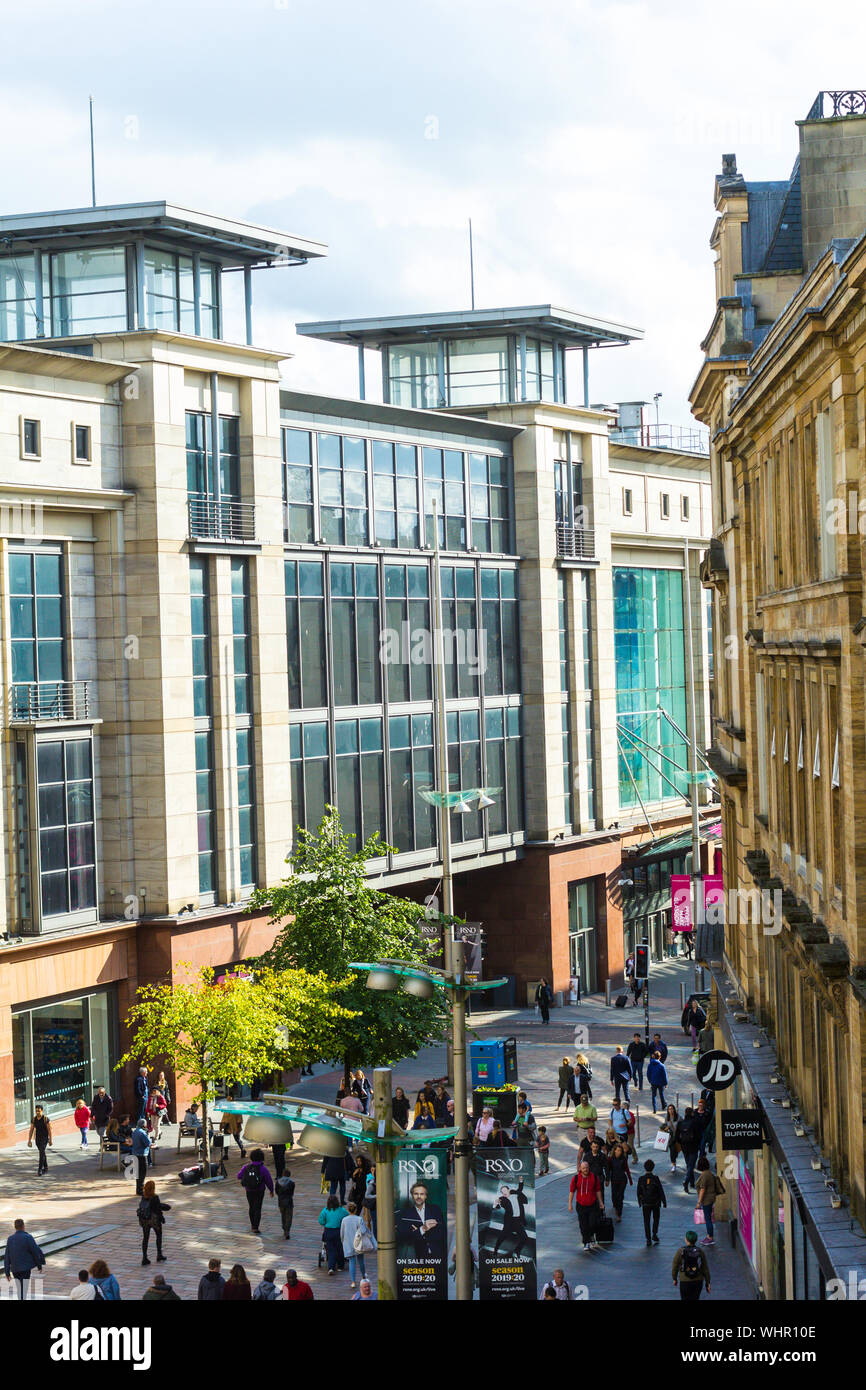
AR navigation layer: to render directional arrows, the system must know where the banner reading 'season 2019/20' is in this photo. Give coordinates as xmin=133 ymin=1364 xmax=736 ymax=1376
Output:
xmin=476 ymin=1148 xmax=537 ymax=1300
xmin=393 ymin=1147 xmax=448 ymax=1300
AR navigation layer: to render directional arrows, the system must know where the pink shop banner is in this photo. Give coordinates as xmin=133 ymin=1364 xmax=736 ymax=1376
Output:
xmin=704 ymin=874 xmax=725 ymax=923
xmin=671 ymin=875 xmax=692 ymax=932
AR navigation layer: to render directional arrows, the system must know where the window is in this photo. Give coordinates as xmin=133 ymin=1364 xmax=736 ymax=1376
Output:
xmin=469 ymin=452 xmax=511 ymax=552
xmin=623 ymin=487 xmax=633 ymax=516
xmin=383 ymin=563 xmax=431 ymax=703
xmin=480 ymin=566 xmax=520 ymax=696
xmin=9 ymin=549 xmax=65 ymax=718
xmin=372 ymin=441 xmax=419 ymax=548
xmin=190 ymin=558 xmax=215 ymax=900
xmin=660 ymin=493 xmax=670 ymax=519
xmin=50 ymin=247 xmax=127 ymax=336
xmin=186 ymin=411 xmax=239 ymax=501
xmin=424 ymin=448 xmax=467 ymax=550
xmin=21 ymin=418 xmax=41 ymax=458
xmin=143 ymin=247 xmax=219 ymax=336
xmin=282 ymin=428 xmax=314 ymax=544
xmin=388 ymin=714 xmax=437 ymax=852
xmin=484 ymin=706 xmax=524 ymax=836
xmin=194 ymin=730 xmax=216 ymax=898
xmin=440 ymin=565 xmax=478 ymax=698
xmin=523 ymin=337 xmax=556 ymax=401
xmin=289 ymin=721 xmax=330 ymax=843
xmin=232 ymin=560 xmax=256 ymax=890
xmin=447 ymin=337 xmax=510 ymax=407
xmin=447 ymin=709 xmax=483 ymax=843
xmin=387 ymin=343 xmax=441 ymax=409
xmin=816 ymin=407 xmax=835 ymax=579
xmin=681 ymin=495 xmax=690 ymax=520
xmin=285 ymin=559 xmax=327 ymax=708
xmin=36 ymin=737 xmax=96 ymax=918
xmin=13 ymin=989 xmax=115 ymax=1125
xmin=73 ymin=425 xmax=91 ymax=463
xmin=236 ymin=728 xmax=256 ymax=888
xmin=335 ymin=717 xmax=386 ymax=852
xmin=331 ymin=562 xmax=381 ymax=706
xmin=577 ymin=572 xmax=596 ymax=821
xmin=1 ymin=253 xmax=40 ymax=340
xmin=190 ymin=558 xmax=212 ymax=719
xmin=319 ymin=432 xmax=369 ymax=546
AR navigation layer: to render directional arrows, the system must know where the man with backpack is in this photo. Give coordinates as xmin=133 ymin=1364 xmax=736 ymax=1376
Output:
xmin=539 ymin=1269 xmax=573 ymax=1300
xmin=237 ymin=1148 xmax=274 ymax=1233
xmin=672 ymin=1229 xmax=711 ymax=1300
xmin=636 ymin=1159 xmax=667 ymax=1247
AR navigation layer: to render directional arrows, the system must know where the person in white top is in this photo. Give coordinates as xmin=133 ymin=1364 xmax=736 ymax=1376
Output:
xmin=540 ymin=1269 xmax=573 ymax=1300
xmin=70 ymin=1269 xmax=97 ymax=1300
xmin=474 ymin=1108 xmax=495 ymax=1143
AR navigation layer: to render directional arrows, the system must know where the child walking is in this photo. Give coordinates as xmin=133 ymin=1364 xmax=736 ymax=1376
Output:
xmin=74 ymin=1098 xmax=91 ymax=1147
xmin=536 ymin=1125 xmax=551 ymax=1176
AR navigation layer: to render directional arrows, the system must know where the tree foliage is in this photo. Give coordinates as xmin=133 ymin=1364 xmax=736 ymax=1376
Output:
xmin=250 ymin=808 xmax=449 ymax=1074
xmin=117 ymin=961 xmax=355 ymax=1161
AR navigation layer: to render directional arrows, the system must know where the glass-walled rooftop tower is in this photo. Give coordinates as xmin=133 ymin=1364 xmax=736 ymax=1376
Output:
xmin=297 ymin=305 xmax=642 ymax=409
xmin=0 ymin=201 xmax=326 ymax=347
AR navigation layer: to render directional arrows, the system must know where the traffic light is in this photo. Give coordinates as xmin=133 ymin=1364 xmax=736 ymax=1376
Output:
xmin=635 ymin=942 xmax=649 ymax=980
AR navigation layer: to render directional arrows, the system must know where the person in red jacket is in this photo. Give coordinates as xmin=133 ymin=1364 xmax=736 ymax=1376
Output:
xmin=567 ymin=1160 xmax=604 ymax=1250
xmin=73 ymin=1099 xmax=91 ymax=1148
xmin=281 ymin=1268 xmax=314 ymax=1301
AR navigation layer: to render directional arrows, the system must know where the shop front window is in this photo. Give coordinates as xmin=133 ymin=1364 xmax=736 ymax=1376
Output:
xmin=13 ymin=989 xmax=115 ymax=1124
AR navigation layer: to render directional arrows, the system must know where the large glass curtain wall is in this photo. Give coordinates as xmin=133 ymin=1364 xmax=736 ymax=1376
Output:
xmin=286 ymin=553 xmax=524 ymax=855
xmin=0 ymin=246 xmax=221 ymax=340
xmin=614 ymin=567 xmax=688 ymax=808
xmin=13 ymin=989 xmax=115 ymax=1126
xmin=190 ymin=558 xmax=216 ymax=900
xmin=231 ymin=559 xmax=257 ymax=888
xmin=282 ymin=428 xmax=513 ymax=557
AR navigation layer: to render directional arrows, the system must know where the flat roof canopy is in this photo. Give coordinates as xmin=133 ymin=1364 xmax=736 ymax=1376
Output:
xmin=0 ymin=201 xmax=327 ymax=267
xmin=296 ymin=303 xmax=643 ymax=349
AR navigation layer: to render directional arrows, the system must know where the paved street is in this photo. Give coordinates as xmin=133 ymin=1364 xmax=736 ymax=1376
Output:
xmin=0 ymin=957 xmax=754 ymax=1301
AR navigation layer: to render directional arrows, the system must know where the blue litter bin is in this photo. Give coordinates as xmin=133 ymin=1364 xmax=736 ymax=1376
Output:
xmin=470 ymin=1037 xmax=518 ymax=1087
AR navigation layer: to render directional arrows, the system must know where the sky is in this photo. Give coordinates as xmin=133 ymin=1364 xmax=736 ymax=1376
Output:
xmin=1 ymin=0 xmax=864 ymax=425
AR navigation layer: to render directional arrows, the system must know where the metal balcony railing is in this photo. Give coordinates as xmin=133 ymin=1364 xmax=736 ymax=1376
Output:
xmin=556 ymin=522 xmax=596 ymax=560
xmin=610 ymin=423 xmax=710 ymax=455
xmin=807 ymin=91 xmax=866 ymax=120
xmin=188 ymin=496 xmax=257 ymax=542
xmin=9 ymin=680 xmax=93 ymax=723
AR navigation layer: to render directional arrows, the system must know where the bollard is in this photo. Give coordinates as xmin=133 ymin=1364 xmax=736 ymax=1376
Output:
xmin=680 ymin=982 xmax=686 ymax=1009
xmin=635 ymin=1105 xmax=640 ymax=1148
xmin=605 ymin=978 xmax=612 ymax=1007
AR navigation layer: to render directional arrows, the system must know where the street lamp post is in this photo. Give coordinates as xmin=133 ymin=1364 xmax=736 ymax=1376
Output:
xmin=372 ymin=1066 xmax=397 ymax=1300
xmin=431 ymin=494 xmax=455 ymax=1084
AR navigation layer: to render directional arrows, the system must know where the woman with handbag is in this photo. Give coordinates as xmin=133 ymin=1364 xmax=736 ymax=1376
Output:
xmin=340 ymin=1201 xmax=377 ymax=1288
xmin=137 ymin=1179 xmax=170 ymax=1265
xmin=660 ymin=1104 xmax=680 ymax=1173
xmin=574 ymin=1055 xmax=593 ymax=1100
xmin=695 ymin=1157 xmax=726 ymax=1246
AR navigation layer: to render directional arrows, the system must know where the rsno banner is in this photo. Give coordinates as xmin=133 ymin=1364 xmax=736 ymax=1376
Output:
xmin=476 ymin=1149 xmax=537 ymax=1300
xmin=393 ymin=1147 xmax=448 ymax=1300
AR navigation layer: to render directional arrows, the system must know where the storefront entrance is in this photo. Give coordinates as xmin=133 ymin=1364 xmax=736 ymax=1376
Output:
xmin=567 ymin=879 xmax=598 ymax=995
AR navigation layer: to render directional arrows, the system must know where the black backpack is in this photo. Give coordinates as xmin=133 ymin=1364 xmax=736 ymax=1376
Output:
xmin=642 ymin=1174 xmax=662 ymax=1204
xmin=681 ymin=1243 xmax=702 ymax=1277
xmin=242 ymin=1164 xmax=263 ymax=1193
xmin=137 ymin=1197 xmax=152 ymax=1225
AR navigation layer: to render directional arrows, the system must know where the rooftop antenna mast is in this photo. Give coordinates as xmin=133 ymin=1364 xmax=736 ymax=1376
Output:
xmin=468 ymin=218 xmax=475 ymax=310
xmin=89 ymin=96 xmax=96 ymax=207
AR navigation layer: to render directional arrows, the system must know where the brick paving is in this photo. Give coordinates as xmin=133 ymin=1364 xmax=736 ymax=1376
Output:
xmin=1 ymin=958 xmax=753 ymax=1300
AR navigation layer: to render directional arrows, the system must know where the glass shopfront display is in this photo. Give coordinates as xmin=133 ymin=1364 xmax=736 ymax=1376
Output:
xmin=12 ymin=988 xmax=116 ymax=1126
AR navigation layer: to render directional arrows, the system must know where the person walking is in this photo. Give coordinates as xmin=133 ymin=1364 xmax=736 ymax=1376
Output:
xmin=237 ymin=1149 xmax=274 ymax=1233
xmin=672 ymin=1230 xmax=711 ymax=1300
xmin=433 ymin=1084 xmax=451 ymax=1127
xmin=608 ymin=1143 xmax=633 ymax=1221
xmin=675 ymin=1109 xmax=701 ymax=1193
xmin=556 ymin=1057 xmax=576 ymax=1110
xmin=221 ymin=1110 xmax=246 ymax=1159
xmin=627 ymin=1034 xmax=648 ymax=1091
xmin=696 ymin=1095 xmax=715 ymax=1157
xmin=318 ymin=1194 xmax=349 ymax=1275
xmin=474 ymin=1107 xmax=496 ymax=1145
xmin=573 ymin=1094 xmax=598 ymax=1136
xmin=682 ymin=998 xmax=707 ymax=1046
xmin=27 ymin=1106 xmax=52 ymax=1175
xmin=636 ymin=1159 xmax=666 ymax=1247
xmin=156 ymin=1071 xmax=172 ymax=1118
xmin=574 ymin=1054 xmax=593 ymax=1100
xmin=137 ymin=1179 xmax=170 ymax=1266
xmin=276 ymin=1169 xmax=296 ymax=1240
xmin=271 ymin=1140 xmax=289 ymax=1180
xmin=222 ymin=1264 xmax=252 ymax=1301
xmin=197 ymin=1259 xmax=225 ymax=1300
xmin=134 ymin=1067 xmax=149 ymax=1122
xmin=73 ymin=1098 xmax=91 ymax=1148
xmin=282 ymin=1268 xmax=314 ymax=1301
xmin=512 ymin=1102 xmax=538 ymax=1148
xmin=630 ymin=972 xmax=643 ymax=1008
xmin=392 ymin=1087 xmax=410 ymax=1129
xmin=252 ymin=1268 xmax=281 ymax=1300
xmin=609 ymin=1100 xmax=629 ymax=1144
xmin=143 ymin=1273 xmax=180 ymax=1301
xmin=90 ymin=1087 xmax=113 ymax=1144
xmin=586 ymin=1140 xmax=609 ymax=1206
xmin=88 ymin=1259 xmax=120 ymax=1301
xmin=341 ymin=1202 xmax=377 ymax=1289
xmin=145 ymin=1088 xmax=168 ymax=1143
xmin=3 ymin=1220 xmax=45 ymax=1300
xmin=535 ymin=977 xmax=552 ymax=1024
xmin=351 ymin=1278 xmax=377 ymax=1301
xmin=540 ymin=1269 xmax=573 ymax=1299
xmin=660 ymin=1104 xmax=680 ymax=1173
xmin=568 ymin=1161 xmax=604 ymax=1251
xmin=321 ymin=1150 xmax=349 ymax=1202
xmin=650 ymin=1032 xmax=668 ymax=1062
xmin=352 ymin=1069 xmax=373 ymax=1114
xmin=695 ymin=1157 xmax=726 ymax=1246
xmin=131 ymin=1119 xmax=151 ymax=1194
xmin=610 ymin=1045 xmax=632 ymax=1104
xmin=647 ymin=1053 xmax=668 ymax=1113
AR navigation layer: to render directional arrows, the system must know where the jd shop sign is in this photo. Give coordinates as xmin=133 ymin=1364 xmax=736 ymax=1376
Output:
xmin=696 ymin=1049 xmax=742 ymax=1091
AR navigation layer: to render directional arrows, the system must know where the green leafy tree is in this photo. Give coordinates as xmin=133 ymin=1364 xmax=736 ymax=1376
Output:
xmin=250 ymin=807 xmax=449 ymax=1081
xmin=118 ymin=962 xmax=355 ymax=1164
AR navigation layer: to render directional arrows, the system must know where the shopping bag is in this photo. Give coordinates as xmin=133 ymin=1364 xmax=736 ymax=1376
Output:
xmin=694 ymin=1205 xmax=705 ymax=1225
xmin=653 ymin=1130 xmax=670 ymax=1151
